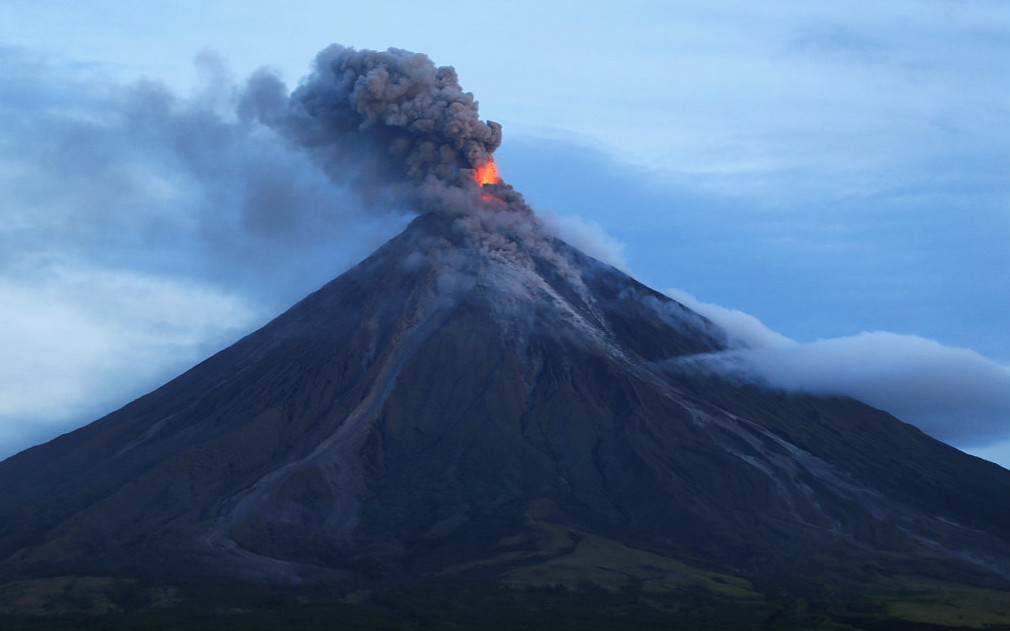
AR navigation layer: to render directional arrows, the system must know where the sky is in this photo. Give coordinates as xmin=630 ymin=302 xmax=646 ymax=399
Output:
xmin=0 ymin=0 xmax=1007 ymax=466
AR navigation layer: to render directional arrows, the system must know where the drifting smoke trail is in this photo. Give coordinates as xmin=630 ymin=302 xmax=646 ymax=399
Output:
xmin=0 ymin=44 xmax=545 ymax=461
xmin=241 ymin=45 xmax=530 ymax=216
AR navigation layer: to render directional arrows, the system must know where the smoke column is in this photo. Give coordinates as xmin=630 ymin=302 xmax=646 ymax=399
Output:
xmin=242 ymin=45 xmax=529 ymax=216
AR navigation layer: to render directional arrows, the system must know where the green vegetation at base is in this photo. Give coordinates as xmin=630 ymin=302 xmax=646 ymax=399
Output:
xmin=853 ymin=575 xmax=1010 ymax=630
xmin=0 ymin=567 xmax=1006 ymax=631
xmin=0 ymin=576 xmax=812 ymax=631
xmin=1 ymin=523 xmax=1006 ymax=631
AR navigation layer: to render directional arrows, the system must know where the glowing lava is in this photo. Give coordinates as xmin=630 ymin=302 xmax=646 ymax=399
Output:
xmin=475 ymin=160 xmax=499 ymax=186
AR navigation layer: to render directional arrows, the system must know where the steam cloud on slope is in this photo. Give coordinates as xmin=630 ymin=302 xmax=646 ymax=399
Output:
xmin=668 ymin=288 xmax=1010 ymax=449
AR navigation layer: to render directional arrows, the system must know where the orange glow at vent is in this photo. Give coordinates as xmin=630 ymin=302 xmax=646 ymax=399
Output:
xmin=475 ymin=160 xmax=499 ymax=186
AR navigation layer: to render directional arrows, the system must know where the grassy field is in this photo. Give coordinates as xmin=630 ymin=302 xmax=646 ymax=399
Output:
xmin=0 ymin=520 xmax=1006 ymax=631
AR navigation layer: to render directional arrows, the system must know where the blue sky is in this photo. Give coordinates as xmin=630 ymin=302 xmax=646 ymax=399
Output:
xmin=1 ymin=0 xmax=1007 ymax=465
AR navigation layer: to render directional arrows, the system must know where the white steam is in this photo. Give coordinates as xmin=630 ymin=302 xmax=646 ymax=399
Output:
xmin=540 ymin=211 xmax=631 ymax=273
xmin=668 ymin=288 xmax=1010 ymax=449
xmin=664 ymin=287 xmax=794 ymax=349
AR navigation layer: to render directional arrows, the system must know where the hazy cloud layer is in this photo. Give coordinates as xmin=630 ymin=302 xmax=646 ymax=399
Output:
xmin=0 ymin=263 xmax=258 ymax=455
xmin=500 ymin=133 xmax=1009 ymax=367
xmin=0 ymin=48 xmax=414 ymax=457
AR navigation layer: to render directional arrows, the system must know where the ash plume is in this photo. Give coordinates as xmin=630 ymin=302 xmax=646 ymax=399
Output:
xmin=242 ymin=45 xmax=528 ymax=216
xmin=0 ymin=45 xmax=542 ymax=461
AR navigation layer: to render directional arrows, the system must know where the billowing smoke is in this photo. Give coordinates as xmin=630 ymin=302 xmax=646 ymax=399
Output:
xmin=241 ymin=45 xmax=528 ymax=216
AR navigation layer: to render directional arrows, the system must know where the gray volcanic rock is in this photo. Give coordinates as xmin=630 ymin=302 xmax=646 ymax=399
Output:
xmin=0 ymin=210 xmax=1006 ymax=593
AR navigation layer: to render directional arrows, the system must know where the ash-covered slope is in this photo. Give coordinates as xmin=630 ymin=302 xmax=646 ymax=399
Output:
xmin=0 ymin=210 xmax=1006 ymax=591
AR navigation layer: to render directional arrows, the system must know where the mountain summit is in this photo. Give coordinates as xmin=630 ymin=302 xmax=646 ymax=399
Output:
xmin=0 ymin=209 xmax=1006 ymax=627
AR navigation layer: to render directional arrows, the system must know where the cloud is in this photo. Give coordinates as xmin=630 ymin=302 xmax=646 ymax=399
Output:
xmin=670 ymin=294 xmax=1010 ymax=449
xmin=540 ymin=211 xmax=630 ymax=272
xmin=254 ymin=44 xmax=503 ymax=192
xmin=965 ymin=437 xmax=1010 ymax=470
xmin=0 ymin=262 xmax=259 ymax=457
xmin=664 ymin=287 xmax=794 ymax=350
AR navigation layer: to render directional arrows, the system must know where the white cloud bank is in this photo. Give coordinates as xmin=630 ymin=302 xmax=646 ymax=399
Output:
xmin=669 ymin=288 xmax=1010 ymax=452
xmin=0 ymin=262 xmax=260 ymax=457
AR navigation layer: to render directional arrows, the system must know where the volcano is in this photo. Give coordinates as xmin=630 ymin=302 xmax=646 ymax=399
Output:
xmin=1 ymin=43 xmax=1008 ymax=628
xmin=0 ymin=208 xmax=1007 ymax=628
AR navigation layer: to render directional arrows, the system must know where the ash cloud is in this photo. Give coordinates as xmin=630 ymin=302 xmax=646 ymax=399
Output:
xmin=0 ymin=48 xmax=407 ymax=304
xmin=240 ymin=45 xmax=528 ymax=216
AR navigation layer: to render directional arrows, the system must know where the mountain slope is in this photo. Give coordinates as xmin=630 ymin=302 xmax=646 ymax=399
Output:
xmin=0 ymin=211 xmax=1006 ymax=617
